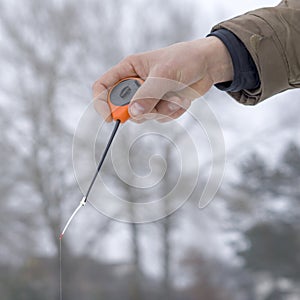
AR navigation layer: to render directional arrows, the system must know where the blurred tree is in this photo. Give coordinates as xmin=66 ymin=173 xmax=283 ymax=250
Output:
xmin=180 ymin=249 xmax=254 ymax=300
xmin=229 ymin=142 xmax=300 ymax=299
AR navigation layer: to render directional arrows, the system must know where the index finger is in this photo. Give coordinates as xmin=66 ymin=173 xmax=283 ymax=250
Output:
xmin=92 ymin=59 xmax=139 ymax=121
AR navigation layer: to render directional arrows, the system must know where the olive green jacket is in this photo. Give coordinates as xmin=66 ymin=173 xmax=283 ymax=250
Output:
xmin=212 ymin=0 xmax=300 ymax=105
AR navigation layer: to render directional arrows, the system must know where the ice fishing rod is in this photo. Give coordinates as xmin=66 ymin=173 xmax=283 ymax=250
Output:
xmin=60 ymin=77 xmax=143 ymax=240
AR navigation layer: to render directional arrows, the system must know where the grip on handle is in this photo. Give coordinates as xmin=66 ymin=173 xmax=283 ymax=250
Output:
xmin=107 ymin=77 xmax=144 ymax=123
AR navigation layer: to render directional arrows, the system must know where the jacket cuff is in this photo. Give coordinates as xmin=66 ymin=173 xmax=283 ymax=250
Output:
xmin=208 ymin=29 xmax=260 ymax=92
xmin=211 ymin=11 xmax=290 ymax=105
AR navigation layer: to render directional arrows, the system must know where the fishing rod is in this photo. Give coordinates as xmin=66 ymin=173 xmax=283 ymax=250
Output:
xmin=60 ymin=77 xmax=143 ymax=239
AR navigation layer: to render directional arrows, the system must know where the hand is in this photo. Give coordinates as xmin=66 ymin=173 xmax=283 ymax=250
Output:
xmin=93 ymin=36 xmax=233 ymax=123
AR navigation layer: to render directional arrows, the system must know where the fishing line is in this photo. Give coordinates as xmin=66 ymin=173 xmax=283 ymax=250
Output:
xmin=59 ymin=238 xmax=63 ymax=300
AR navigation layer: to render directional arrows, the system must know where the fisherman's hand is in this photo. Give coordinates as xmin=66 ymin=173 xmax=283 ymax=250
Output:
xmin=93 ymin=37 xmax=233 ymax=123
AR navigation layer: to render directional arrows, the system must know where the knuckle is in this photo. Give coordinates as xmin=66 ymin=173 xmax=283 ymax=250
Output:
xmin=152 ymin=64 xmax=175 ymax=78
xmin=121 ymin=53 xmax=139 ymax=65
xmin=92 ymin=80 xmax=101 ymax=92
xmin=127 ymin=53 xmax=138 ymax=61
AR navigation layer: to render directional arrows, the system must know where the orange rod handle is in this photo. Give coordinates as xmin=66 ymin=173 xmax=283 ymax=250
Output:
xmin=107 ymin=77 xmax=144 ymax=123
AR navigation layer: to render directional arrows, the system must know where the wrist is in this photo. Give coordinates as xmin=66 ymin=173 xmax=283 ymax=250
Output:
xmin=192 ymin=37 xmax=234 ymax=85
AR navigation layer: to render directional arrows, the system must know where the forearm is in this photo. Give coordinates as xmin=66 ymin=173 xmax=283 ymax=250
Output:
xmin=211 ymin=0 xmax=300 ymax=104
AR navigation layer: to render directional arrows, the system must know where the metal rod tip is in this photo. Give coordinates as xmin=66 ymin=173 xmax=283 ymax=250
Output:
xmin=80 ymin=196 xmax=87 ymax=206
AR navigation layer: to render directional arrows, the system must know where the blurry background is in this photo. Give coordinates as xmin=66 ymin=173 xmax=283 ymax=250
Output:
xmin=1 ymin=0 xmax=300 ymax=299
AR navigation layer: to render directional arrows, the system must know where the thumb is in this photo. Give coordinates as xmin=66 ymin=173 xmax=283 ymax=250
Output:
xmin=128 ymin=76 xmax=182 ymax=118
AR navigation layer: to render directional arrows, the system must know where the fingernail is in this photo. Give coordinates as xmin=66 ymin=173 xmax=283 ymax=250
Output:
xmin=168 ymin=102 xmax=179 ymax=112
xmin=130 ymin=102 xmax=145 ymax=117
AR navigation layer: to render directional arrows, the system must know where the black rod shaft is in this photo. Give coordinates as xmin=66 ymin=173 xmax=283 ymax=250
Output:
xmin=84 ymin=119 xmax=121 ymax=201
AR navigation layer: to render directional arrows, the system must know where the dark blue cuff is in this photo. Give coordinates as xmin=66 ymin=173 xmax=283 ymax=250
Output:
xmin=207 ymin=29 xmax=260 ymax=92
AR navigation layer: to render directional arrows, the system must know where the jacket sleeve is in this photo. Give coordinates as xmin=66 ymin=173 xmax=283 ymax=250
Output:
xmin=211 ymin=0 xmax=300 ymax=105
